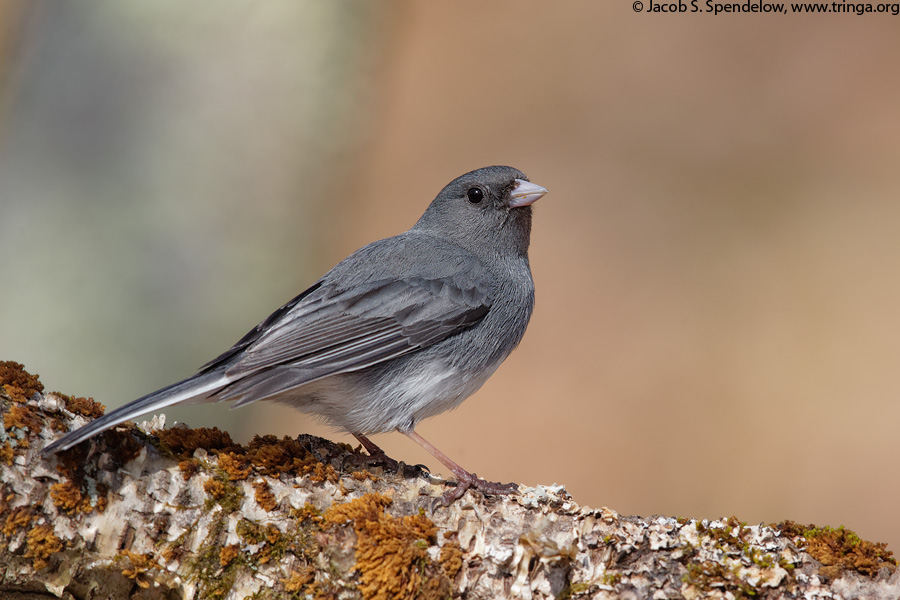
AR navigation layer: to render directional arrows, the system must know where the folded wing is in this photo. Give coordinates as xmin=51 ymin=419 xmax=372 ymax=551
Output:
xmin=209 ymin=275 xmax=491 ymax=404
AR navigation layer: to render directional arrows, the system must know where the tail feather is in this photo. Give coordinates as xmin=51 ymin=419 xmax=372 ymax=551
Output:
xmin=43 ymin=371 xmax=231 ymax=454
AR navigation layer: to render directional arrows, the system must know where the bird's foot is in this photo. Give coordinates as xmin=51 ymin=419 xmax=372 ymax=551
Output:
xmin=398 ymin=429 xmax=518 ymax=507
xmin=353 ymin=452 xmax=429 ymax=479
xmin=347 ymin=446 xmax=400 ymax=470
xmin=436 ymin=470 xmax=519 ymax=507
xmin=349 ymin=432 xmax=428 ymax=478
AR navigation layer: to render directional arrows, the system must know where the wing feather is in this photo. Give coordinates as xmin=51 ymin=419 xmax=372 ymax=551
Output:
xmin=210 ymin=275 xmax=491 ymax=402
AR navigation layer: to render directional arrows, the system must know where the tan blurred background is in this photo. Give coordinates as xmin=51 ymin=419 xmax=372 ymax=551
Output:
xmin=2 ymin=2 xmax=898 ymax=551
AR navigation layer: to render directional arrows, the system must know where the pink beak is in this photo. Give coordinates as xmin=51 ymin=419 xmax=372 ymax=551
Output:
xmin=508 ymin=179 xmax=549 ymax=208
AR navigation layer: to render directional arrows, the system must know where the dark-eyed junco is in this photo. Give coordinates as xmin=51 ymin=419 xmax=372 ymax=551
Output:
xmin=45 ymin=165 xmax=548 ymax=505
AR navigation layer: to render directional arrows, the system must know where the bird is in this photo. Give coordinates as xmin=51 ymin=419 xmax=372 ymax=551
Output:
xmin=44 ymin=165 xmax=548 ymax=505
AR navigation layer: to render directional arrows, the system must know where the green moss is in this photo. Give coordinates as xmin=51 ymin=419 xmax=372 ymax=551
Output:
xmin=684 ymin=560 xmax=759 ymax=598
xmin=203 ymin=470 xmax=245 ymax=514
xmin=774 ymin=521 xmax=896 ymax=577
xmin=188 ymin=519 xmax=241 ymax=600
xmin=745 ymin=546 xmax=776 ymax=568
xmin=601 ymin=572 xmax=622 ymax=586
xmin=236 ymin=519 xmax=267 ymax=545
xmin=695 ymin=516 xmax=754 ymax=554
xmin=291 ymin=503 xmax=323 ymax=523
xmin=680 ymin=517 xmax=796 ymax=597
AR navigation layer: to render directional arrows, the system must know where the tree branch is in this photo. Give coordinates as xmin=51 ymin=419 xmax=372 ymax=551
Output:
xmin=0 ymin=361 xmax=896 ymax=599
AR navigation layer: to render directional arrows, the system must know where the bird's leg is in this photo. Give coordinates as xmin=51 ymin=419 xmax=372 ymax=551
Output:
xmin=402 ymin=429 xmax=518 ymax=506
xmin=351 ymin=432 xmax=400 ymax=470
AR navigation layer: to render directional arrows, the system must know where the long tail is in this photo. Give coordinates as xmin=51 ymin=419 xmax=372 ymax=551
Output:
xmin=43 ymin=371 xmax=231 ymax=453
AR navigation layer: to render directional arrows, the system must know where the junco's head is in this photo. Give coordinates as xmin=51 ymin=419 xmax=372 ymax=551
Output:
xmin=414 ymin=166 xmax=547 ymax=257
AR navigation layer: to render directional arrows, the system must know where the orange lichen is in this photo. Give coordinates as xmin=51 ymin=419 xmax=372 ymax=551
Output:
xmin=178 ymin=458 xmax=200 ymax=480
xmin=218 ymin=452 xmax=251 ymax=481
xmin=257 ymin=525 xmax=285 ymax=565
xmin=219 ymin=544 xmax=240 ymax=567
xmin=775 ymin=521 xmax=896 ymax=577
xmin=310 ymin=462 xmax=339 ymax=484
xmin=53 ymin=392 xmax=106 ymax=418
xmin=439 ymin=539 xmax=464 ymax=579
xmin=253 ymin=480 xmax=277 ymax=511
xmin=284 ymin=566 xmax=315 ymax=592
xmin=352 ymin=470 xmax=378 ymax=482
xmin=0 ymin=442 xmax=13 ymax=466
xmin=94 ymin=483 xmax=109 ymax=513
xmin=0 ymin=361 xmax=44 ymax=403
xmin=50 ymin=480 xmax=93 ymax=515
xmin=324 ymin=493 xmax=392 ymax=529
xmin=203 ymin=478 xmax=227 ymax=500
xmin=266 ymin=524 xmax=282 ymax=544
xmin=324 ymin=493 xmax=447 ymax=600
xmin=89 ymin=427 xmax=345 ymax=489
xmin=2 ymin=507 xmax=33 ymax=536
xmin=4 ymin=403 xmax=43 ymax=434
xmin=235 ymin=519 xmax=287 ymax=566
xmin=292 ymin=503 xmax=323 ymax=523
xmin=25 ymin=525 xmax=63 ymax=570
xmin=202 ymin=474 xmax=243 ymax=513
xmin=161 ymin=545 xmax=181 ymax=564
xmin=156 ymin=426 xmax=240 ymax=459
xmin=120 ymin=549 xmax=162 ymax=589
xmin=241 ymin=434 xmax=343 ymax=483
xmin=244 ymin=435 xmax=316 ymax=477
xmin=283 ymin=563 xmax=341 ymax=600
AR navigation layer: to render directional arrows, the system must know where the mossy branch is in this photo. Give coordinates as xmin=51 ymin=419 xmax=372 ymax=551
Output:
xmin=0 ymin=361 xmax=897 ymax=600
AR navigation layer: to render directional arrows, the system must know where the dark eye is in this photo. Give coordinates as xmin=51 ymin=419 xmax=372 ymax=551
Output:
xmin=466 ymin=187 xmax=484 ymax=204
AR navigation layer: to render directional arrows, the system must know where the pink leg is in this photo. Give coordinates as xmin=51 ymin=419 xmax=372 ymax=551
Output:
xmin=403 ymin=429 xmax=518 ymax=505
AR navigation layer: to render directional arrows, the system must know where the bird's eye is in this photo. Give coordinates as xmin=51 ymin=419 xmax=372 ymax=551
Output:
xmin=466 ymin=187 xmax=484 ymax=204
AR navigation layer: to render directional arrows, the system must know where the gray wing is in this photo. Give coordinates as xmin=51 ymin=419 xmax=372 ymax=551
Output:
xmin=208 ymin=274 xmax=491 ymax=404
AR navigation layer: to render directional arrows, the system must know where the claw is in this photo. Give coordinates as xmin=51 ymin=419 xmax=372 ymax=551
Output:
xmin=434 ymin=471 xmax=519 ymax=507
xmin=348 ymin=433 xmax=430 ymax=478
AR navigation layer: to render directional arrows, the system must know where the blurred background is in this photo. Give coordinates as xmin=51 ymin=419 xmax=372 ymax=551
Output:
xmin=2 ymin=1 xmax=899 ymax=552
